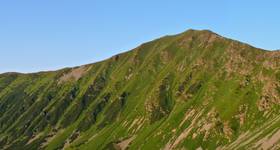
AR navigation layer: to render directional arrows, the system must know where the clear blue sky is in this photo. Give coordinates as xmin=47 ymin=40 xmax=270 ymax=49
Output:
xmin=0 ymin=0 xmax=279 ymax=73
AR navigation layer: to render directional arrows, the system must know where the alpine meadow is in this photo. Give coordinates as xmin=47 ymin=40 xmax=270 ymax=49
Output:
xmin=0 ymin=29 xmax=280 ymax=149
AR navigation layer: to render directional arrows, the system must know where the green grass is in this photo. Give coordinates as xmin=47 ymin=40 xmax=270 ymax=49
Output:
xmin=0 ymin=29 xmax=279 ymax=150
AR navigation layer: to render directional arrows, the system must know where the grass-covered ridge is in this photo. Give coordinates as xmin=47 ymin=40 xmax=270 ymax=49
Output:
xmin=0 ymin=29 xmax=280 ymax=150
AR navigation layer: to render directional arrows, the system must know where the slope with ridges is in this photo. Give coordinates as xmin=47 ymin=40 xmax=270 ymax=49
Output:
xmin=0 ymin=29 xmax=280 ymax=150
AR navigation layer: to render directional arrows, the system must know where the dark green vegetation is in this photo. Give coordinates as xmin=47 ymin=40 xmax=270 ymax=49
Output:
xmin=0 ymin=30 xmax=280 ymax=150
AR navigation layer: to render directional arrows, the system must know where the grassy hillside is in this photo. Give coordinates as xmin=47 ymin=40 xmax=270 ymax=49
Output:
xmin=0 ymin=29 xmax=280 ymax=150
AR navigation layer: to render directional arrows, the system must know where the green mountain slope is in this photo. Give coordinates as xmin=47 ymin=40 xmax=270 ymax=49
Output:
xmin=0 ymin=29 xmax=280 ymax=150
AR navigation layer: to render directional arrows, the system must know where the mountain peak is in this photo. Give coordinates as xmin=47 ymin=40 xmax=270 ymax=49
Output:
xmin=181 ymin=29 xmax=220 ymax=36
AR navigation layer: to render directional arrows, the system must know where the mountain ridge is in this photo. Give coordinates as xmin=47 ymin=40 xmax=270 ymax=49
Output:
xmin=1 ymin=29 xmax=279 ymax=75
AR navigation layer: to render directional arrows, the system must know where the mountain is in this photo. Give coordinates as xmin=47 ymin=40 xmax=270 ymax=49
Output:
xmin=0 ymin=29 xmax=280 ymax=150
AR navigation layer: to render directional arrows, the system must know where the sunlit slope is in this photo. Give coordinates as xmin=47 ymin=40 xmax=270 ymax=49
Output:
xmin=0 ymin=30 xmax=280 ymax=150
